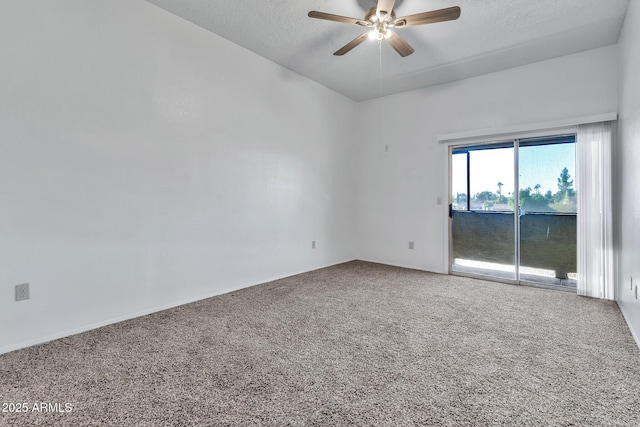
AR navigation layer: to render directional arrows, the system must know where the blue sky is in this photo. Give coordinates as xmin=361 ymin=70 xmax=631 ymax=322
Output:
xmin=452 ymin=143 xmax=576 ymax=198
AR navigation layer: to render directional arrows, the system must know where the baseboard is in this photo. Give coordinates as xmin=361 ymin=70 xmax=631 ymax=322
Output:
xmin=617 ymin=301 xmax=640 ymax=350
xmin=0 ymin=258 xmax=357 ymax=356
xmin=355 ymin=258 xmax=442 ymax=274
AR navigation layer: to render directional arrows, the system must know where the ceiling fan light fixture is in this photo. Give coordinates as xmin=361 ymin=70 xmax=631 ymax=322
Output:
xmin=308 ymin=2 xmax=460 ymax=57
xmin=369 ymin=25 xmax=389 ymax=41
xmin=368 ymin=20 xmax=389 ymax=40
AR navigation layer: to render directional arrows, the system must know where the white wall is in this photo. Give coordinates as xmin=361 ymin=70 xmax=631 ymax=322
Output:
xmin=616 ymin=0 xmax=640 ymax=345
xmin=355 ymin=46 xmax=619 ymax=273
xmin=0 ymin=1 xmax=357 ymax=354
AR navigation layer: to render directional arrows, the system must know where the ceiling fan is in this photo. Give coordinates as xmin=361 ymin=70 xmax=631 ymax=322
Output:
xmin=308 ymin=0 xmax=461 ymax=57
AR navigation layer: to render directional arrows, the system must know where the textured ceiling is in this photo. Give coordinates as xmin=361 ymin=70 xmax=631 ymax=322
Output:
xmin=145 ymin=0 xmax=630 ymax=101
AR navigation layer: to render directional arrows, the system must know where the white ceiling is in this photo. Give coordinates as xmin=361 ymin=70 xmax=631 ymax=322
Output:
xmin=145 ymin=0 xmax=630 ymax=101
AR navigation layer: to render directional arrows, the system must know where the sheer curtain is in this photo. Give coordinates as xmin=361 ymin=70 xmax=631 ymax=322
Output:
xmin=576 ymin=122 xmax=614 ymax=299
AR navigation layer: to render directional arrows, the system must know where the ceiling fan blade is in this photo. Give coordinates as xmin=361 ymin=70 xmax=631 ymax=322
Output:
xmin=393 ymin=6 xmax=461 ymax=28
xmin=386 ymin=31 xmax=414 ymax=57
xmin=334 ymin=33 xmax=369 ymax=56
xmin=376 ymin=0 xmax=396 ymax=20
xmin=308 ymin=11 xmax=368 ymax=27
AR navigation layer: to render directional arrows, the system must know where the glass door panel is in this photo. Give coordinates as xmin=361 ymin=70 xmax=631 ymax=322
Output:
xmin=518 ymin=136 xmax=577 ymax=288
xmin=451 ymin=144 xmax=516 ymax=281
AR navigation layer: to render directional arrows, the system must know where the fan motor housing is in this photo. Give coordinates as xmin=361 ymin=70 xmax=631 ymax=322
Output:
xmin=365 ymin=7 xmax=396 ymax=23
xmin=357 ymin=0 xmax=403 ymax=11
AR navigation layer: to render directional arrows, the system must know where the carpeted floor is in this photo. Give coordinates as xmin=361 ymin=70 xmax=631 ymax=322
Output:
xmin=1 ymin=261 xmax=639 ymax=426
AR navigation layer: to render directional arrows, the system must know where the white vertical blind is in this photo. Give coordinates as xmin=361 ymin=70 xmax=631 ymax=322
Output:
xmin=576 ymin=122 xmax=614 ymax=299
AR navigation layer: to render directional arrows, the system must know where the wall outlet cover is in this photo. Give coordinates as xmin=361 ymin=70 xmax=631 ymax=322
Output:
xmin=409 ymin=241 xmax=414 ymax=250
xmin=15 ymin=283 xmax=29 ymax=301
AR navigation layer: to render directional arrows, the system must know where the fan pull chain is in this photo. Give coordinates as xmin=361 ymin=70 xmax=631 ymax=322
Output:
xmin=377 ymin=40 xmax=383 ymax=151
xmin=378 ymin=40 xmax=382 ymax=97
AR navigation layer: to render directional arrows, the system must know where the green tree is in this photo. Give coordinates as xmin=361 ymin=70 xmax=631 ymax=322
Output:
xmin=474 ymin=190 xmax=496 ymax=209
xmin=555 ymin=167 xmax=575 ymax=202
xmin=510 ymin=187 xmax=552 ymax=212
xmin=474 ymin=191 xmax=494 ymax=202
xmin=554 ymin=167 xmax=577 ymax=212
xmin=519 ymin=187 xmax=532 ymax=208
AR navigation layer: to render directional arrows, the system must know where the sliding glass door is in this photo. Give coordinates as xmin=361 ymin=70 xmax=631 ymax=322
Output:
xmin=449 ymin=135 xmax=577 ymax=288
xmin=450 ymin=142 xmax=516 ymax=281
xmin=518 ymin=136 xmax=577 ymax=288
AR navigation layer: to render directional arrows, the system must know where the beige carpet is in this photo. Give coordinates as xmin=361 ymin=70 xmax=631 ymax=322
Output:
xmin=1 ymin=261 xmax=639 ymax=426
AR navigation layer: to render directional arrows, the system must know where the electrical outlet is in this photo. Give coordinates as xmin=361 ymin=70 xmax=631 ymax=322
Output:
xmin=635 ymin=285 xmax=638 ymax=300
xmin=631 ymin=276 xmax=634 ymax=291
xmin=408 ymin=241 xmax=414 ymax=250
xmin=437 ymin=197 xmax=443 ymax=205
xmin=15 ymin=283 xmax=29 ymax=301
xmin=312 ymin=240 xmax=316 ymax=249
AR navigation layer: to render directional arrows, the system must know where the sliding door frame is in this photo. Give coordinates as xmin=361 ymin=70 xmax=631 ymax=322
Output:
xmin=445 ymin=128 xmax=577 ymax=290
xmin=514 ymin=138 xmax=521 ymax=284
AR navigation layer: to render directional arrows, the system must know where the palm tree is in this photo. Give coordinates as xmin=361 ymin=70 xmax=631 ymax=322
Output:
xmin=534 ymin=183 xmax=541 ymax=194
xmin=496 ymin=181 xmax=504 ymax=203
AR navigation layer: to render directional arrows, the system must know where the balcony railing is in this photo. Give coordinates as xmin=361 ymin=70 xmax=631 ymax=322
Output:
xmin=452 ymin=210 xmax=576 ymax=280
